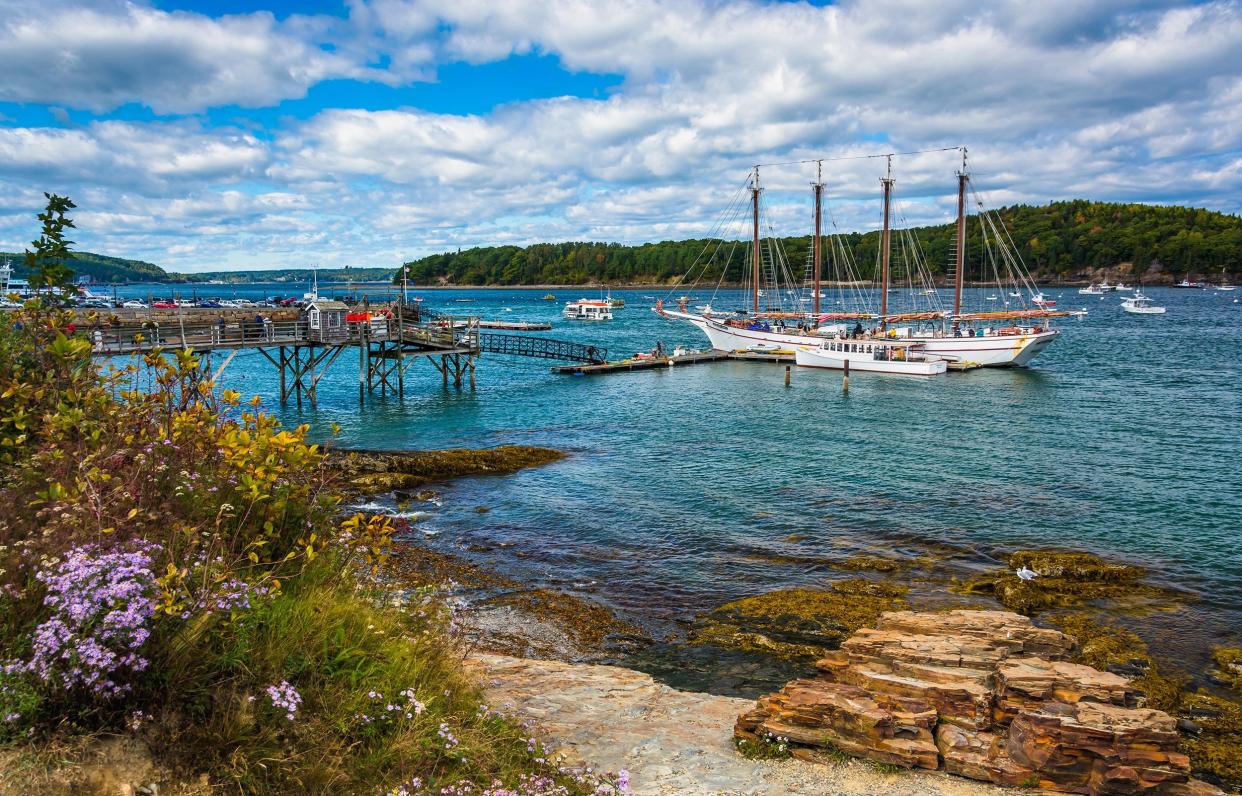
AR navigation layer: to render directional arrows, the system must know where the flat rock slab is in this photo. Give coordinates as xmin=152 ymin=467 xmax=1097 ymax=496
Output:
xmin=469 ymin=653 xmax=1005 ymax=796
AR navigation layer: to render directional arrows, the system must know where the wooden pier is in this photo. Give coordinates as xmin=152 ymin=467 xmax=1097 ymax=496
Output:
xmin=552 ymin=349 xmax=794 ymax=375
xmin=89 ymin=311 xmax=606 ymax=406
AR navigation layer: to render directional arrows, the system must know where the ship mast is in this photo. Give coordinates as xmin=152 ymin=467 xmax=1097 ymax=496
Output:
xmin=813 ymin=160 xmax=823 ymax=317
xmin=953 ymin=147 xmax=969 ymax=315
xmin=752 ymin=166 xmax=761 ymax=315
xmin=879 ymin=155 xmax=893 ymax=329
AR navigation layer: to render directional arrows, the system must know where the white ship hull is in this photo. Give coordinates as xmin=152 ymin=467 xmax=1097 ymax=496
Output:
xmin=662 ymin=310 xmax=1058 ymax=367
xmin=794 ymin=346 xmax=947 ymax=376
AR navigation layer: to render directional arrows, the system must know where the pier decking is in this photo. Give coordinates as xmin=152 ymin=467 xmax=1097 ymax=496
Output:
xmin=552 ymin=349 xmax=795 ymax=375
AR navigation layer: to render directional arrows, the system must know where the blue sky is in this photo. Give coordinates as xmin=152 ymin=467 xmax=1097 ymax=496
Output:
xmin=1 ymin=0 xmax=1240 ymax=271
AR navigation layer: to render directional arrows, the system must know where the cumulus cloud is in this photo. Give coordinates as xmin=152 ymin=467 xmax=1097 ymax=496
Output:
xmin=0 ymin=0 xmax=398 ymax=113
xmin=0 ymin=0 xmax=1239 ymax=271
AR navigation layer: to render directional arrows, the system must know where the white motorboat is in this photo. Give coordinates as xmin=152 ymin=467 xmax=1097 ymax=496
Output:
xmin=795 ymin=337 xmax=947 ymax=376
xmin=1115 ymin=283 xmax=1134 ymax=291
xmin=1218 ymin=284 xmax=1236 ymax=292
xmin=563 ymin=298 xmax=613 ymax=320
xmin=1079 ymin=284 xmax=1106 ymax=295
xmin=1120 ymin=292 xmax=1166 ymax=314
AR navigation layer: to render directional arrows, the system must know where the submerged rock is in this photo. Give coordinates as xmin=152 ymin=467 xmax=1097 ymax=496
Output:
xmin=736 ymin=609 xmax=1225 ymax=796
xmin=951 ymin=549 xmax=1186 ymax=615
xmin=691 ymin=579 xmax=908 ymax=661
xmin=330 ymin=445 xmax=564 ymax=496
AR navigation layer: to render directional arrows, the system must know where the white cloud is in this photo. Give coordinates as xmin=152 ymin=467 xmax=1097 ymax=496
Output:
xmin=0 ymin=0 xmax=1239 ymax=271
xmin=0 ymin=1 xmax=397 ymax=113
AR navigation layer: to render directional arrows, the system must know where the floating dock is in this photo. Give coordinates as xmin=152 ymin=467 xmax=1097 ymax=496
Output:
xmin=469 ymin=320 xmax=553 ymax=331
xmin=552 ymin=349 xmax=794 ymax=375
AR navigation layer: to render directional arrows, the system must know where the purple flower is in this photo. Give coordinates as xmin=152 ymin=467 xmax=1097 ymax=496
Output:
xmin=265 ymin=680 xmax=301 ymax=721
xmin=7 ymin=544 xmax=157 ymax=698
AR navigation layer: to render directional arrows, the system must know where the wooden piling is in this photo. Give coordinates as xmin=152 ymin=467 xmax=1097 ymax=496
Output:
xmin=784 ymin=365 xmax=791 ymax=387
xmin=843 ymin=358 xmax=850 ymax=393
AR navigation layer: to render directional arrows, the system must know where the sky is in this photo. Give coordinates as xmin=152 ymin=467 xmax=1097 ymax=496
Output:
xmin=0 ymin=0 xmax=1240 ymax=273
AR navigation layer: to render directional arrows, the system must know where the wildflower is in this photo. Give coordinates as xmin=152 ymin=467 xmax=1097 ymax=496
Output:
xmin=7 ymin=545 xmax=157 ymax=697
xmin=265 ymin=680 xmax=302 ymax=721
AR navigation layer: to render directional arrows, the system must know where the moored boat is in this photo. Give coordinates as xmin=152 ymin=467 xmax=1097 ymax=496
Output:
xmin=656 ymin=148 xmax=1069 ymax=368
xmin=1120 ymin=291 xmax=1166 ymax=314
xmin=563 ymin=298 xmax=613 ymax=320
xmin=794 ymin=337 xmax=947 ymax=376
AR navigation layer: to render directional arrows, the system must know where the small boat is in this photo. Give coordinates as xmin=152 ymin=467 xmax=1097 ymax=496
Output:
xmin=1032 ymin=292 xmax=1057 ymax=307
xmin=1121 ymin=291 xmax=1166 ymax=314
xmin=1115 ymin=283 xmax=1134 ymax=291
xmin=1218 ymin=284 xmax=1236 ymax=292
xmin=985 ymin=294 xmax=999 ymax=301
xmin=1098 ymin=280 xmax=1118 ymax=292
xmin=609 ymin=298 xmax=625 ymax=307
xmin=1079 ymin=284 xmax=1106 ymax=295
xmin=1173 ymin=279 xmax=1203 ymax=289
xmin=542 ymin=293 xmax=557 ymax=300
xmin=1008 ymin=291 xmax=1021 ymax=298
xmin=563 ymin=298 xmax=613 ymax=320
xmin=795 ymin=338 xmax=947 ymax=376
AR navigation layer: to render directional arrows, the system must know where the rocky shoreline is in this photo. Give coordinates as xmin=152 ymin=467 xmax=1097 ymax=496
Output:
xmin=347 ymin=446 xmax=1241 ymax=794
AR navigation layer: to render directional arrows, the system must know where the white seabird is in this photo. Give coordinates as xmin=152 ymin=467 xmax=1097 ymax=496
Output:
xmin=1016 ymin=566 xmax=1039 ymax=582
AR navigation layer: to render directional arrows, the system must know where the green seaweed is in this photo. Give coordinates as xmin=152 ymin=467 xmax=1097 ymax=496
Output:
xmin=691 ymin=579 xmax=908 ymax=660
xmin=331 ymin=446 xmax=564 ymax=496
xmin=950 ymin=550 xmax=1185 ymax=615
xmin=837 ymin=555 xmax=910 ymax=573
xmin=1212 ymin=647 xmax=1242 ymax=692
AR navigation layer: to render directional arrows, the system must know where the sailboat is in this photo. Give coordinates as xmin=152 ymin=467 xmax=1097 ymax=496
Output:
xmin=656 ymin=149 xmax=1065 ymax=368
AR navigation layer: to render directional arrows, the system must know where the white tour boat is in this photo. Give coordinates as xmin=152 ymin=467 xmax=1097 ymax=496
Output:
xmin=794 ymin=337 xmax=947 ymax=376
xmin=563 ymin=298 xmax=613 ymax=320
xmin=1120 ymin=292 xmax=1166 ymax=314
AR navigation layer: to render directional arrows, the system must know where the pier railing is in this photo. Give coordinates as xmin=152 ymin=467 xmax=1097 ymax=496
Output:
xmin=88 ymin=319 xmax=312 ymax=355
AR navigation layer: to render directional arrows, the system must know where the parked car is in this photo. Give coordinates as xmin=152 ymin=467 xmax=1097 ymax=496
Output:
xmin=152 ymin=301 xmax=178 ymax=309
xmin=121 ymin=300 xmax=148 ymax=309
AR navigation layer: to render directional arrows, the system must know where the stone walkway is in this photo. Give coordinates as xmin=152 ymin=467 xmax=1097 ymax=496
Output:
xmin=468 ymin=653 xmax=1006 ymax=796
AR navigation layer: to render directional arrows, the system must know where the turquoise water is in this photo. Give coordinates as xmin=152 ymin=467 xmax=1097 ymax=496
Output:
xmin=109 ymin=283 xmax=1242 ymax=681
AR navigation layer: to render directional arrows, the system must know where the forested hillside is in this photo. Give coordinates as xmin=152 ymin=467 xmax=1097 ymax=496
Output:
xmin=396 ymin=200 xmax=1242 ymax=286
xmin=2 ymin=251 xmax=172 ymax=283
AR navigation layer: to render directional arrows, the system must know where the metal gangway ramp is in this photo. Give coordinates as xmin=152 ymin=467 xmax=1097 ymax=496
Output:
xmin=473 ymin=332 xmax=607 ymax=364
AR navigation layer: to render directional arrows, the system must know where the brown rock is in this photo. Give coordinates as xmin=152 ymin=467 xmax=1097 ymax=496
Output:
xmin=878 ymin=609 xmax=1076 ymax=660
xmin=996 ymin=657 xmax=1140 ymax=722
xmin=742 ymin=678 xmax=940 ymax=769
xmin=739 ymin=609 xmax=1214 ymax=795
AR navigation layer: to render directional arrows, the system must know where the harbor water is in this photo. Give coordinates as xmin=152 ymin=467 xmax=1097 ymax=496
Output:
xmin=107 ymin=283 xmax=1242 ymax=684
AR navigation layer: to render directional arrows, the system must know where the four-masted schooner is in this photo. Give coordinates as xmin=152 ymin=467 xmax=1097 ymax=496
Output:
xmin=656 ymin=149 xmax=1070 ymax=370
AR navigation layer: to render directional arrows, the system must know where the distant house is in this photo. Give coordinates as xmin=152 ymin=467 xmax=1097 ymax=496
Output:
xmin=303 ymin=298 xmax=349 ymax=342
